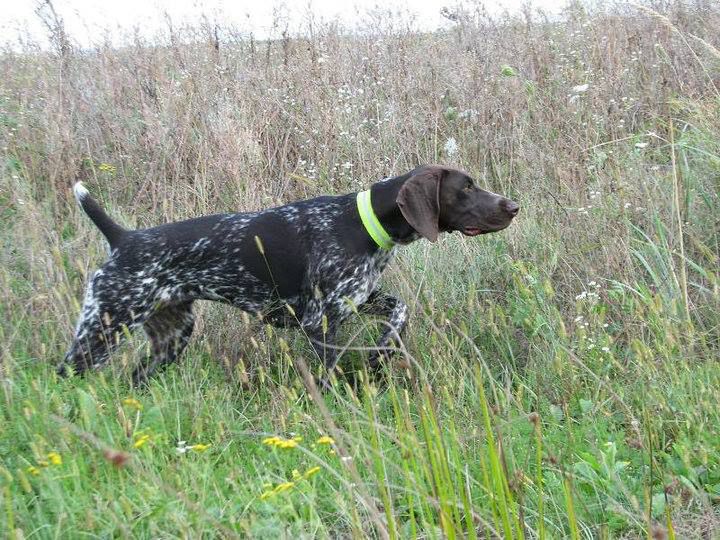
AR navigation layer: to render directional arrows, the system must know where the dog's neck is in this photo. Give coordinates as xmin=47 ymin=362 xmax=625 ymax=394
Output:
xmin=369 ymin=174 xmax=420 ymax=245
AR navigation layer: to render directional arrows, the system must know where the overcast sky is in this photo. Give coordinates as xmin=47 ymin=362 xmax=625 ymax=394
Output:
xmin=2 ymin=0 xmax=568 ymax=48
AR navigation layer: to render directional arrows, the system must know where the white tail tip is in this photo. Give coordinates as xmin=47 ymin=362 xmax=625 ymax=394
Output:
xmin=73 ymin=182 xmax=89 ymax=203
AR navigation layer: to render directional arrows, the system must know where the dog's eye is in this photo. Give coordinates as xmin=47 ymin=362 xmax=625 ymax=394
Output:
xmin=463 ymin=183 xmax=473 ymax=192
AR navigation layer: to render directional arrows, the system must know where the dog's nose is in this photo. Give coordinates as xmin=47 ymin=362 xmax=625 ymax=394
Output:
xmin=501 ymin=199 xmax=520 ymax=217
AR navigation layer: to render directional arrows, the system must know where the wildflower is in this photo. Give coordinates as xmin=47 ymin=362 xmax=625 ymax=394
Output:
xmin=133 ymin=434 xmax=151 ymax=449
xmin=98 ymin=163 xmax=116 ymax=174
xmin=273 ymin=481 xmax=295 ymax=494
xmin=443 ymin=137 xmax=458 ymax=158
xmin=47 ymin=452 xmax=62 ymax=466
xmin=303 ymin=466 xmax=321 ymax=479
xmin=316 ymin=435 xmax=335 ymax=445
xmin=601 ymin=347 xmax=610 ymax=353
xmin=122 ymin=397 xmax=142 ymax=410
xmin=635 ymin=142 xmax=648 ymax=149
xmin=190 ymin=443 xmax=211 ymax=452
xmin=262 ymin=436 xmax=298 ymax=449
xmin=27 ymin=466 xmax=40 ymax=476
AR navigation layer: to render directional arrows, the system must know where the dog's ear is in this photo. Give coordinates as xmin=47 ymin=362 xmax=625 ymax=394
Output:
xmin=396 ymin=166 xmax=444 ymax=242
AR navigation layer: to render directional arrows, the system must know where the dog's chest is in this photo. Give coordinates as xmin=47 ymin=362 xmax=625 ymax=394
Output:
xmin=321 ymin=247 xmax=396 ymax=308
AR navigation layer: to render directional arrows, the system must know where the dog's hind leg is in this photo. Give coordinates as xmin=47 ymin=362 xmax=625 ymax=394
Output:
xmin=58 ymin=270 xmax=150 ymax=377
xmin=131 ymin=302 xmax=195 ymax=386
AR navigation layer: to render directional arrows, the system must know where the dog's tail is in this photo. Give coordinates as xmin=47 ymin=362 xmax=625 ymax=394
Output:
xmin=73 ymin=182 xmax=127 ymax=249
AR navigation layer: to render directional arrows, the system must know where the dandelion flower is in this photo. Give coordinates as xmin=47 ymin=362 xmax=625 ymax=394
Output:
xmin=27 ymin=466 xmax=40 ymax=476
xmin=133 ymin=434 xmax=151 ymax=449
xmin=190 ymin=443 xmax=211 ymax=452
xmin=316 ymin=435 xmax=335 ymax=445
xmin=303 ymin=466 xmax=321 ymax=478
xmin=262 ymin=436 xmax=281 ymax=446
xmin=122 ymin=397 xmax=142 ymax=410
xmin=263 ymin=436 xmax=298 ymax=449
xmin=47 ymin=452 xmax=62 ymax=466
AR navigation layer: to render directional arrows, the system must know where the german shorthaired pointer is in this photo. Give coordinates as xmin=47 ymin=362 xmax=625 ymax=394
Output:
xmin=58 ymin=165 xmax=519 ymax=385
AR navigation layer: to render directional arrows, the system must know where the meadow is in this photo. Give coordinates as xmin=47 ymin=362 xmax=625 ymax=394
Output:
xmin=1 ymin=1 xmax=719 ymax=537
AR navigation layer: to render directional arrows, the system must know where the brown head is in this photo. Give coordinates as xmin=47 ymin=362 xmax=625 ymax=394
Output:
xmin=396 ymin=165 xmax=519 ymax=242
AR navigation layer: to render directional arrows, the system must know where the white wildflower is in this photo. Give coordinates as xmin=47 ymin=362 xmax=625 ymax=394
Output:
xmin=572 ymin=83 xmax=589 ymax=93
xmin=444 ymin=137 xmax=459 ymax=158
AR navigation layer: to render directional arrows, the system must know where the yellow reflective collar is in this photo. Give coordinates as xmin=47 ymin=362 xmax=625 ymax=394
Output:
xmin=356 ymin=190 xmax=394 ymax=250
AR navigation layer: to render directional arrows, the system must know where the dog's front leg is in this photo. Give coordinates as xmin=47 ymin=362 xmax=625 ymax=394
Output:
xmin=300 ymin=300 xmax=340 ymax=388
xmin=361 ymin=290 xmax=409 ymax=371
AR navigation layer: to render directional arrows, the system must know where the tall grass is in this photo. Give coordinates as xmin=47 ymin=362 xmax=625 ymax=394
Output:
xmin=1 ymin=0 xmax=719 ymax=537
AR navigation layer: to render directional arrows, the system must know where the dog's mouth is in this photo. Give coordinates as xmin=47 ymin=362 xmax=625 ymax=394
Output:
xmin=462 ymin=227 xmax=485 ymax=236
xmin=462 ymin=222 xmax=512 ymax=236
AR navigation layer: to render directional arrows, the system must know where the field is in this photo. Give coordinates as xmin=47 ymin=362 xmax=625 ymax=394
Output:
xmin=1 ymin=1 xmax=719 ymax=538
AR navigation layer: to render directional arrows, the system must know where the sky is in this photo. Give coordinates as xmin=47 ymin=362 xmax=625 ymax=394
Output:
xmin=2 ymin=0 xmax=568 ymax=48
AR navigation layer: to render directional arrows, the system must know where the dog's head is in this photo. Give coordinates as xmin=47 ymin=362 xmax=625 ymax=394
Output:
xmin=396 ymin=165 xmax=519 ymax=242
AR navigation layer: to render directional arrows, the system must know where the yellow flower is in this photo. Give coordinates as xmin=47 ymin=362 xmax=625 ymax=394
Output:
xmin=133 ymin=434 xmax=151 ymax=449
xmin=273 ymin=481 xmax=295 ymax=494
xmin=303 ymin=466 xmax=321 ymax=479
xmin=98 ymin=163 xmax=116 ymax=174
xmin=190 ymin=443 xmax=211 ymax=452
xmin=26 ymin=466 xmax=40 ymax=476
xmin=122 ymin=398 xmax=142 ymax=410
xmin=262 ymin=436 xmax=281 ymax=446
xmin=262 ymin=436 xmax=298 ymax=449
xmin=316 ymin=435 xmax=335 ymax=445
xmin=47 ymin=452 xmax=62 ymax=466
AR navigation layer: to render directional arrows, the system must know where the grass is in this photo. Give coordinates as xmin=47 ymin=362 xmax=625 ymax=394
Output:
xmin=1 ymin=0 xmax=720 ymax=537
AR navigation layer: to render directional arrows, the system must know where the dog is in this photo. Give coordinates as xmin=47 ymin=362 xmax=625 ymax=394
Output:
xmin=57 ymin=165 xmax=519 ymax=385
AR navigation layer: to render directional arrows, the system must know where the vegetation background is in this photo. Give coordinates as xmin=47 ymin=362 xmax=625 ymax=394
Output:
xmin=1 ymin=0 xmax=719 ymax=537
